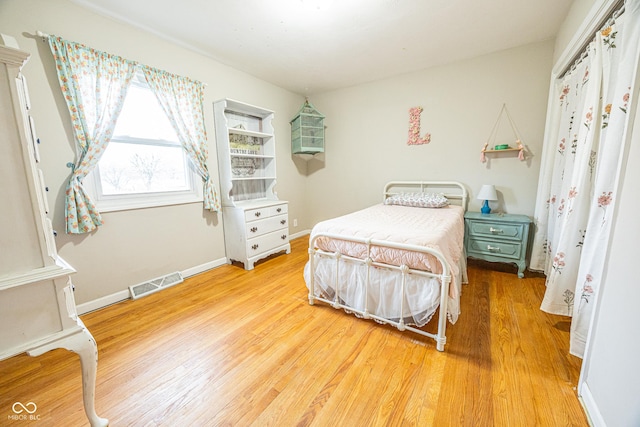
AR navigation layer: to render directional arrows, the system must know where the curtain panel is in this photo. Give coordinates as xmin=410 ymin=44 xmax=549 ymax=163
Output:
xmin=48 ymin=36 xmax=136 ymax=234
xmin=141 ymin=68 xmax=220 ymax=211
xmin=531 ymin=0 xmax=640 ymax=357
xmin=46 ymin=35 xmax=219 ymax=234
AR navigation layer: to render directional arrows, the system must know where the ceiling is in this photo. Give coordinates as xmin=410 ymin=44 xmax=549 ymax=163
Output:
xmin=72 ymin=0 xmax=574 ymax=95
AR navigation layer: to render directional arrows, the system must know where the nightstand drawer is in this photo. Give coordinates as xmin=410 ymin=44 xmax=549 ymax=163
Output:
xmin=467 ymin=238 xmax=523 ymax=260
xmin=466 ymin=220 xmax=524 ymax=241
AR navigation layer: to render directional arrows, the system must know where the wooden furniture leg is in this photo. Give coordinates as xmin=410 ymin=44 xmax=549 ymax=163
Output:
xmin=27 ymin=321 xmax=108 ymax=427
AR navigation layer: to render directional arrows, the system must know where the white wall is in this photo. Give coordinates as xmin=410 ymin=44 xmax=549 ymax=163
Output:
xmin=307 ymin=40 xmax=555 ymax=224
xmin=0 ymin=0 xmax=307 ymax=306
xmin=553 ymin=0 xmax=598 ymax=64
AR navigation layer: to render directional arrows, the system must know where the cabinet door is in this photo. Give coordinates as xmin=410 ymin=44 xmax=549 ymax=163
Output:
xmin=0 ymin=279 xmax=63 ymax=357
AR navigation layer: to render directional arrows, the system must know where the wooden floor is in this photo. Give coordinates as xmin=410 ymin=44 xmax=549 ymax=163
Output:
xmin=0 ymin=237 xmax=588 ymax=426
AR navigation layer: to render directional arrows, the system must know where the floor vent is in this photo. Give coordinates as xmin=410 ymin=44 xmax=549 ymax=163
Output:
xmin=129 ymin=272 xmax=184 ymax=300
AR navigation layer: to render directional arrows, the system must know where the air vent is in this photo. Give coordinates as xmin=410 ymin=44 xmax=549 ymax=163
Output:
xmin=129 ymin=272 xmax=184 ymax=300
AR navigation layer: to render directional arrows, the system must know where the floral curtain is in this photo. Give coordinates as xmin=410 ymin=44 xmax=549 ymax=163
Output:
xmin=141 ymin=68 xmax=220 ymax=211
xmin=531 ymin=0 xmax=640 ymax=357
xmin=48 ymin=36 xmax=136 ymax=233
xmin=47 ymin=36 xmax=220 ymax=233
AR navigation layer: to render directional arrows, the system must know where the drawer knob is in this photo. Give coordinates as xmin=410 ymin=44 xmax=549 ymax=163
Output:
xmin=281 ymin=235 xmax=287 ymax=240
xmin=280 ymin=219 xmax=286 ymax=225
xmin=252 ymin=244 xmax=259 ymax=250
xmin=254 ymin=212 xmax=261 ymax=217
xmin=489 ymin=227 xmax=503 ymax=234
xmin=277 ymin=208 xmax=282 ymax=213
xmin=250 ymin=227 xmax=258 ymax=233
xmin=487 ymin=245 xmax=501 ymax=252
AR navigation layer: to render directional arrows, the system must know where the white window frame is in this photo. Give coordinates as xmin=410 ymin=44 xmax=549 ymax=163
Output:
xmin=83 ymin=144 xmax=203 ymax=213
xmin=83 ymin=74 xmax=203 ymax=213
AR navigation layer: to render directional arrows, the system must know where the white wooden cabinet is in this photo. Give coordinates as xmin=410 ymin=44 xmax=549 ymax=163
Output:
xmin=214 ymin=99 xmax=290 ymax=270
xmin=0 ymin=40 xmax=107 ymax=426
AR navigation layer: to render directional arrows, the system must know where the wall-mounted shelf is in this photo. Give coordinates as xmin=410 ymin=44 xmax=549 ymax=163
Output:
xmin=481 ymin=104 xmax=526 ymax=162
xmin=482 ymin=147 xmax=522 ymax=154
xmin=481 ymin=144 xmax=525 ymax=162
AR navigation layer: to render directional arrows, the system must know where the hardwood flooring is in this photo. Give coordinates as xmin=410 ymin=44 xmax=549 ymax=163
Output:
xmin=0 ymin=237 xmax=588 ymax=426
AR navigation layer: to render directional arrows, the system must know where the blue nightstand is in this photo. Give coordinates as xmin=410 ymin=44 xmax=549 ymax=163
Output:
xmin=464 ymin=212 xmax=531 ymax=278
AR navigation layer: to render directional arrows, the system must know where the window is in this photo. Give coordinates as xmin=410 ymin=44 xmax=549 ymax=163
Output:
xmin=84 ymin=72 xmax=202 ymax=212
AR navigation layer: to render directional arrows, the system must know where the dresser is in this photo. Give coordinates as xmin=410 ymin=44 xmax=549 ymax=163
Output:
xmin=214 ymin=98 xmax=290 ymax=270
xmin=464 ymin=212 xmax=531 ymax=278
xmin=0 ymin=39 xmax=107 ymax=426
xmin=223 ymin=200 xmax=290 ymax=270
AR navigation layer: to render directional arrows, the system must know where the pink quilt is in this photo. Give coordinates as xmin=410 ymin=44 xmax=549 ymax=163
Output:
xmin=311 ymin=204 xmax=465 ymax=318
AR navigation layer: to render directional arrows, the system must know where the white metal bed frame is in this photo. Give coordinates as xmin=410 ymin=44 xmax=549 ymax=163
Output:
xmin=307 ymin=181 xmax=468 ymax=351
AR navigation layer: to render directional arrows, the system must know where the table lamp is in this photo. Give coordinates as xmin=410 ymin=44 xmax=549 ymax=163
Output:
xmin=477 ymin=184 xmax=498 ymax=214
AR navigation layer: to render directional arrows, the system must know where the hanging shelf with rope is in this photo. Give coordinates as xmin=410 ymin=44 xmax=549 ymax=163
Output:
xmin=480 ymin=104 xmax=527 ymax=162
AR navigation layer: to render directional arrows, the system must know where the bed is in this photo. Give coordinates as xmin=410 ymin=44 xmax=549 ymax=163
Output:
xmin=303 ymin=181 xmax=468 ymax=351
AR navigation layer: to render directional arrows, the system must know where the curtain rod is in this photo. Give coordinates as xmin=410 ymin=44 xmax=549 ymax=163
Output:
xmin=559 ymin=0 xmax=625 ymax=78
xmin=34 ymin=30 xmax=208 ymax=86
xmin=36 ymin=30 xmax=49 ymax=41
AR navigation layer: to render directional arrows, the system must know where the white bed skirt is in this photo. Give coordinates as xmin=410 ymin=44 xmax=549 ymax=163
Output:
xmin=304 ymin=254 xmax=465 ymax=327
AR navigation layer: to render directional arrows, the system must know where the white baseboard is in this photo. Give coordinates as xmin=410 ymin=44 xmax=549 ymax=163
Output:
xmin=76 ymin=290 xmax=130 ymax=315
xmin=181 ymin=257 xmax=228 ymax=278
xmin=579 ymin=382 xmax=605 ymax=427
xmin=76 ymin=256 xmax=228 ymax=315
xmin=290 ymin=229 xmax=311 ymax=240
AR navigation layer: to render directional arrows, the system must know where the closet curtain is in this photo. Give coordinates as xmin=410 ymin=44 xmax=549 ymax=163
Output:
xmin=531 ymin=0 xmax=640 ymax=357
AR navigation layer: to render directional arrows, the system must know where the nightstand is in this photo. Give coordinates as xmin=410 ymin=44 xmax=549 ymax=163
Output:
xmin=464 ymin=212 xmax=531 ymax=278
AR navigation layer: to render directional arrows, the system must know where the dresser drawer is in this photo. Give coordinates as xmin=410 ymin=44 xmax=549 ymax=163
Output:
xmin=269 ymin=204 xmax=287 ymax=216
xmin=466 ymin=220 xmax=524 ymax=241
xmin=245 ymin=214 xmax=288 ymax=237
xmin=247 ymin=229 xmax=290 ymax=255
xmin=245 ymin=203 xmax=288 ymax=222
xmin=467 ymin=238 xmax=523 ymax=260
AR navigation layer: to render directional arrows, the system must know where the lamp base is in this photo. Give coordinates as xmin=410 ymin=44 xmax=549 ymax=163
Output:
xmin=481 ymin=200 xmax=491 ymax=214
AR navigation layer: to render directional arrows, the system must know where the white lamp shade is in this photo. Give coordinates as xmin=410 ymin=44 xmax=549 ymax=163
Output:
xmin=477 ymin=184 xmax=498 ymax=201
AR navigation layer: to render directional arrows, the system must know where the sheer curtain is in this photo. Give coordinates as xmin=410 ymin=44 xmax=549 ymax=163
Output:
xmin=531 ymin=0 xmax=640 ymax=357
xmin=48 ymin=36 xmax=136 ymax=234
xmin=142 ymin=68 xmax=220 ymax=211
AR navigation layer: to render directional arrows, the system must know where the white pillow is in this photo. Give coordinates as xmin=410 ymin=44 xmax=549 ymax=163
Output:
xmin=384 ymin=192 xmax=449 ymax=208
